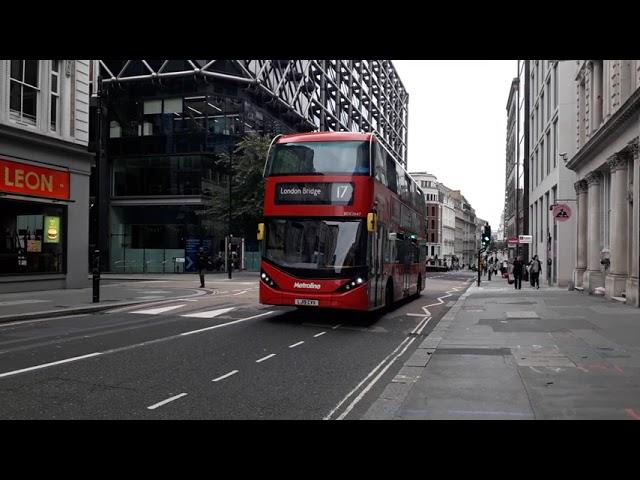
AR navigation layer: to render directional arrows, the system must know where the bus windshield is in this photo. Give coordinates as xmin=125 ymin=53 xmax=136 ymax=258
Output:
xmin=268 ymin=141 xmax=370 ymax=176
xmin=265 ymin=218 xmax=366 ymax=275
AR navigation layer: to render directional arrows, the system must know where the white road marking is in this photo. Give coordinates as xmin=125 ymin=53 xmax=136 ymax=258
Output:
xmin=256 ymin=354 xmax=276 ymax=363
xmin=179 ymin=311 xmax=274 ymax=336
xmin=0 ymin=352 xmax=103 ymax=379
xmin=147 ymin=393 xmax=187 ymax=410
xmin=406 ymin=313 xmax=427 ymax=317
xmin=212 ymin=370 xmax=239 ymax=382
xmin=0 ymin=314 xmax=89 ymax=329
xmin=180 ymin=307 xmax=235 ymax=319
xmin=131 ymin=304 xmax=186 ymax=315
xmin=0 ymin=311 xmax=276 ymax=380
xmin=415 ymin=317 xmax=432 ymax=335
xmin=324 ymin=337 xmax=416 ymax=420
xmin=0 ymin=299 xmax=50 ymax=307
xmin=289 ymin=341 xmax=304 ymax=348
xmin=313 ymin=332 xmax=327 ymax=338
xmin=331 ymin=324 xmax=342 ymax=330
xmin=232 ymin=290 xmax=249 ymax=296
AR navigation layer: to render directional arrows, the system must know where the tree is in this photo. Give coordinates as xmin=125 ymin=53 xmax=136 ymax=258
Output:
xmin=203 ymin=133 xmax=272 ymax=239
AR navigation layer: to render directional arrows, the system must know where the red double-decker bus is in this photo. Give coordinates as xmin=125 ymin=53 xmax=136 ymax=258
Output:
xmin=257 ymin=131 xmax=427 ymax=311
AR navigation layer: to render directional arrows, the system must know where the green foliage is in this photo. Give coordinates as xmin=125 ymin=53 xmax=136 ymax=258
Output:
xmin=204 ymin=133 xmax=272 ymax=237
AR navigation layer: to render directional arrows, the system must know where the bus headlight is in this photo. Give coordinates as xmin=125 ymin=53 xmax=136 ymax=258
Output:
xmin=336 ymin=275 xmax=367 ymax=293
xmin=260 ymin=270 xmax=279 ymax=289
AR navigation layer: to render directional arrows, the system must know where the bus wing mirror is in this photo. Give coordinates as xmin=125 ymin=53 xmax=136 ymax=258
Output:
xmin=367 ymin=213 xmax=377 ymax=233
xmin=257 ymin=223 xmax=265 ymax=241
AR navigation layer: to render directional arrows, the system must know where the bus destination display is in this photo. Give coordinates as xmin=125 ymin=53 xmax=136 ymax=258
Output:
xmin=275 ymin=182 xmax=354 ymax=205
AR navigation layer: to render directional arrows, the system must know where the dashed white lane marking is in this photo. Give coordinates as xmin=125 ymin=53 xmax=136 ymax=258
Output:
xmin=256 ymin=354 xmax=276 ymax=363
xmin=179 ymin=311 xmax=274 ymax=336
xmin=212 ymin=370 xmax=239 ymax=382
xmin=289 ymin=341 xmax=304 ymax=348
xmin=232 ymin=290 xmax=249 ymax=296
xmin=147 ymin=393 xmax=188 ymax=410
xmin=331 ymin=324 xmax=342 ymax=330
xmin=131 ymin=304 xmax=186 ymax=315
xmin=0 ymin=352 xmax=103 ymax=379
xmin=0 ymin=312 xmax=277 ymax=379
xmin=180 ymin=307 xmax=235 ymax=319
xmin=313 ymin=332 xmax=327 ymax=338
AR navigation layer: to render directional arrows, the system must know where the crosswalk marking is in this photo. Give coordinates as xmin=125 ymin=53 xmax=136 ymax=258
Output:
xmin=131 ymin=304 xmax=187 ymax=315
xmin=180 ymin=307 xmax=235 ymax=319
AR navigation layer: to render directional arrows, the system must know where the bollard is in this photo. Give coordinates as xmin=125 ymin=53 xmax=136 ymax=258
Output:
xmin=92 ymin=249 xmax=101 ymax=303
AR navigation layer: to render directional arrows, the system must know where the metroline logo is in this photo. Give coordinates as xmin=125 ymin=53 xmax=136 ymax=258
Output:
xmin=293 ymin=282 xmax=321 ymax=290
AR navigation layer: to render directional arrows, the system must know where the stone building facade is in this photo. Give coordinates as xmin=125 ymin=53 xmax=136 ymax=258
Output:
xmin=567 ymin=60 xmax=640 ymax=306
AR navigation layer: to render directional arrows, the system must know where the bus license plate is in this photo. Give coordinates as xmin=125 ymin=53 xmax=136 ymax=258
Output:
xmin=295 ymin=299 xmax=319 ymax=306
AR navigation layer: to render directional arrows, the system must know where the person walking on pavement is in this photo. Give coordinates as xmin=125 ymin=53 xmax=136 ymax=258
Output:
xmin=197 ymin=247 xmax=207 ymax=288
xmin=529 ymin=254 xmax=542 ymax=289
xmin=513 ymin=255 xmax=524 ymax=290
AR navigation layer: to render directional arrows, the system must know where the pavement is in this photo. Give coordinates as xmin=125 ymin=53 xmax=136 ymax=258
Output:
xmin=0 ymin=271 xmax=259 ymax=323
xmin=363 ymin=272 xmax=640 ymax=420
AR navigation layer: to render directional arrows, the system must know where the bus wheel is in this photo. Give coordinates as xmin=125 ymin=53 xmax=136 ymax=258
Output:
xmin=385 ymin=281 xmax=394 ymax=310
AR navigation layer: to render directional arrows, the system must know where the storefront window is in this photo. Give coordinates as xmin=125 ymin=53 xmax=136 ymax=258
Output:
xmin=0 ymin=200 xmax=65 ymax=275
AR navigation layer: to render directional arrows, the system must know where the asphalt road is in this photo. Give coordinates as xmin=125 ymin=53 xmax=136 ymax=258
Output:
xmin=0 ymin=272 xmax=474 ymax=419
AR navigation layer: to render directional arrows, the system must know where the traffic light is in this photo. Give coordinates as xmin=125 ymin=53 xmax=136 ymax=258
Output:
xmin=481 ymin=223 xmax=491 ymax=248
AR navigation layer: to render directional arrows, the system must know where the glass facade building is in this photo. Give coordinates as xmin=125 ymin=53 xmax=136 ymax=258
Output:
xmin=91 ymin=60 xmax=409 ymax=272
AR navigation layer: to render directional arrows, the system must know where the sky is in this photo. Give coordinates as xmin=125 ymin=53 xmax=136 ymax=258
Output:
xmin=392 ymin=60 xmax=517 ymax=230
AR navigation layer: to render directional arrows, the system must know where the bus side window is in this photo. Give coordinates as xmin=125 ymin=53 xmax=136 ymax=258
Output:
xmin=386 ymin=153 xmax=397 ymax=194
xmin=374 ymin=143 xmax=387 ymax=186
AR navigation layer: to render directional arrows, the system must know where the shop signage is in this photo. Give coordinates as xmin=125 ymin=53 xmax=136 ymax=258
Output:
xmin=275 ymin=182 xmax=354 ymax=205
xmin=0 ymin=158 xmax=70 ymax=200
xmin=518 ymin=234 xmax=533 ymax=244
xmin=44 ymin=216 xmax=61 ymax=243
xmin=507 ymin=236 xmax=519 ymax=246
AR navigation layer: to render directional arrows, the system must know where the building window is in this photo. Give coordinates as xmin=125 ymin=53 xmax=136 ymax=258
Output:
xmin=9 ymin=60 xmax=40 ymax=126
xmin=541 ymin=92 xmax=545 ymax=129
xmin=553 ymin=120 xmax=557 ymax=168
xmin=553 ymin=62 xmax=558 ymax=110
xmin=579 ymin=78 xmax=586 ymax=147
xmin=546 ymin=131 xmax=551 ymax=175
xmin=546 ymin=77 xmax=551 ymax=121
xmin=592 ymin=60 xmax=604 ymax=130
xmin=50 ymin=60 xmax=60 ymax=131
xmin=541 ymin=138 xmax=545 ymax=180
xmin=539 ymin=197 xmax=544 ymax=240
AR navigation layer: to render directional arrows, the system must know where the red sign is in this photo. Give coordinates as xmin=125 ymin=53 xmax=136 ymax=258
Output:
xmin=507 ymin=236 xmax=519 ymax=246
xmin=0 ymin=158 xmax=70 ymax=200
xmin=553 ymin=203 xmax=572 ymax=222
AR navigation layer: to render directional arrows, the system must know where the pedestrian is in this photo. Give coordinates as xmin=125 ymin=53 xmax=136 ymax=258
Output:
xmin=529 ymin=254 xmax=542 ymax=289
xmin=197 ymin=247 xmax=207 ymax=288
xmin=513 ymin=255 xmax=524 ymax=290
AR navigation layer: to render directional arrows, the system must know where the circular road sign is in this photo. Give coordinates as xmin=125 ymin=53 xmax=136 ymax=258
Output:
xmin=553 ymin=203 xmax=572 ymax=222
